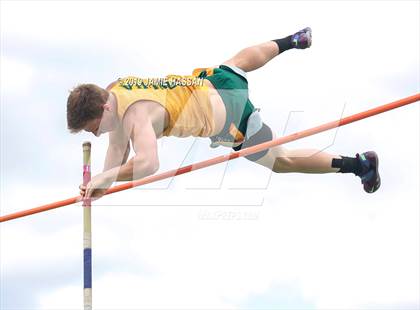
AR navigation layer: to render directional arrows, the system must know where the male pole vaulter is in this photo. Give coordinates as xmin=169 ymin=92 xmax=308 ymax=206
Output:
xmin=67 ymin=28 xmax=380 ymax=200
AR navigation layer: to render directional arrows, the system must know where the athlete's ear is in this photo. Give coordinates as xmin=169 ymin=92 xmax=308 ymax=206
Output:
xmin=103 ymin=102 xmax=112 ymax=111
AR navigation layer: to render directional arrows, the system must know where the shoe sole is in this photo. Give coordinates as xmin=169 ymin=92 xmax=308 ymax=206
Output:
xmin=364 ymin=151 xmax=381 ymax=193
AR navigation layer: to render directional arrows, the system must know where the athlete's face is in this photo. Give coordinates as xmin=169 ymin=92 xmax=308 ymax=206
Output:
xmin=84 ymin=108 xmax=116 ymax=137
xmin=84 ymin=98 xmax=119 ymax=136
xmin=84 ymin=118 xmax=102 ymax=137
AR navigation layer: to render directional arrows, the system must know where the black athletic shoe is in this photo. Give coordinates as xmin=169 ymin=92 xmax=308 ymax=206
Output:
xmin=357 ymin=151 xmax=381 ymax=193
xmin=291 ymin=27 xmax=312 ymax=49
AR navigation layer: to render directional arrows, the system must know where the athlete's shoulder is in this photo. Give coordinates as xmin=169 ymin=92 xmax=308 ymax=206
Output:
xmin=105 ymin=79 xmax=120 ymax=90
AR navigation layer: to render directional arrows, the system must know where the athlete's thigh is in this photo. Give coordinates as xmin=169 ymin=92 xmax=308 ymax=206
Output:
xmin=236 ymin=122 xmax=287 ymax=167
xmin=253 ymin=132 xmax=288 ymax=170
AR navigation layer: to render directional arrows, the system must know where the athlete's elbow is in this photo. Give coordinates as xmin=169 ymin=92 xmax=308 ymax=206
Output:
xmin=148 ymin=159 xmax=159 ymax=174
xmin=132 ymin=156 xmax=159 ymax=177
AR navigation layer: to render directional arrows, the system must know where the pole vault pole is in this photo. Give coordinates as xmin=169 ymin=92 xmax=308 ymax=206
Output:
xmin=0 ymin=93 xmax=419 ymax=223
xmin=82 ymin=142 xmax=92 ymax=309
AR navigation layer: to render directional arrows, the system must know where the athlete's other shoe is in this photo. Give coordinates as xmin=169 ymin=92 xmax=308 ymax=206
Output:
xmin=357 ymin=151 xmax=381 ymax=193
xmin=291 ymin=27 xmax=312 ymax=49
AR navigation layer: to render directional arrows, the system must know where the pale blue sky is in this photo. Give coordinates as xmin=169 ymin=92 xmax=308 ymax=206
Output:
xmin=1 ymin=1 xmax=419 ymax=309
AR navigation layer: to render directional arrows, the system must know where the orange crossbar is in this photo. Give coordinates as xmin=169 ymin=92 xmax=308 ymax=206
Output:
xmin=1 ymin=93 xmax=419 ymax=223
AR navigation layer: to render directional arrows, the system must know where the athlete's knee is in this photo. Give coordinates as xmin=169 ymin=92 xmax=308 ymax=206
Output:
xmin=268 ymin=146 xmax=294 ymax=173
xmin=272 ymin=155 xmax=294 ymax=173
xmin=223 ymin=58 xmax=247 ymax=73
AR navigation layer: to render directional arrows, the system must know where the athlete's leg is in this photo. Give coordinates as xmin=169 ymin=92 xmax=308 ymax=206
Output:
xmin=254 ymin=143 xmax=381 ymax=193
xmin=253 ymin=132 xmax=341 ymax=173
xmin=223 ymin=27 xmax=312 ymax=73
xmin=223 ymin=41 xmax=279 ymax=73
xmin=238 ymin=125 xmax=381 ymax=193
xmin=235 ymin=122 xmax=341 ymax=173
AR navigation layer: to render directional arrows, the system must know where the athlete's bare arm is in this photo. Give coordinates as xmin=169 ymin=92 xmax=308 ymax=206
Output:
xmin=102 ymin=80 xmax=133 ymax=172
xmin=118 ymin=102 xmax=160 ymax=181
xmin=103 ymin=124 xmax=131 ymax=171
xmin=79 ymin=101 xmax=159 ymax=198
